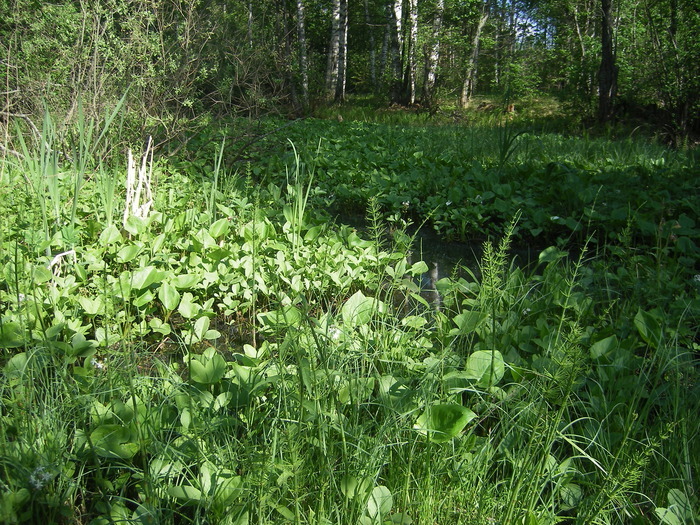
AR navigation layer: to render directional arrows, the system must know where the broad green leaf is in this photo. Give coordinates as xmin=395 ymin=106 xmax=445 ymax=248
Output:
xmin=452 ymin=310 xmax=489 ymax=334
xmin=590 ymin=335 xmax=617 ymax=359
xmin=338 ymin=378 xmax=375 ymax=404
xmin=367 ymin=486 xmax=393 ymax=519
xmin=465 ymin=350 xmax=505 ymax=387
xmin=560 ymin=483 xmax=583 ymax=510
xmin=635 ymin=308 xmax=663 ymax=348
xmin=340 ymin=475 xmax=372 ymax=500
xmin=131 ymin=266 xmax=162 ymax=290
xmin=0 ymin=322 xmax=25 ymax=348
xmin=133 ymin=290 xmax=154 ymax=308
xmin=172 ymin=274 xmax=200 ymax=289
xmin=116 ymin=244 xmax=142 ymax=263
xmin=4 ymin=352 xmax=29 ymax=378
xmin=32 ymin=265 xmax=53 ymax=284
xmin=414 ymin=403 xmax=476 ymax=443
xmin=167 ymin=485 xmax=203 ymax=503
xmin=257 ymin=305 xmax=302 ymax=328
xmin=189 ymin=348 xmax=227 ymax=384
xmin=90 ymin=424 xmax=139 ymax=459
xmin=178 ymin=292 xmax=200 ymax=319
xmin=99 ymin=224 xmax=122 ymax=244
xmin=209 ymin=218 xmax=230 ymax=238
xmin=539 ymin=246 xmax=568 ymax=264
xmin=124 ymin=215 xmax=147 ymax=236
xmin=409 ymin=260 xmax=429 ymax=276
xmin=342 ymin=291 xmax=380 ymax=326
xmin=213 ymin=475 xmax=243 ymax=506
xmin=389 ymin=513 xmax=413 ymax=524
xmin=667 ymin=489 xmax=693 ymax=519
xmin=655 ymin=508 xmax=683 ymax=525
xmin=194 ymin=316 xmax=211 ymax=340
xmin=158 ymin=282 xmax=181 ymax=311
xmin=78 ymin=296 xmax=104 ymax=316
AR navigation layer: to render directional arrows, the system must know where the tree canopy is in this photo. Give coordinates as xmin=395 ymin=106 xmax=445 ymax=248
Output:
xmin=1 ymin=0 xmax=698 ymax=141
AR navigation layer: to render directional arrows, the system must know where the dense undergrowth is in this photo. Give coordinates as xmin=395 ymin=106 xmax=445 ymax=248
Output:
xmin=0 ymin=106 xmax=698 ymax=524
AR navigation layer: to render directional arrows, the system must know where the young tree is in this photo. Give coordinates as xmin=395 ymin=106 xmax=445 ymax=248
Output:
xmin=422 ymin=0 xmax=445 ymax=107
xmin=460 ymin=0 xmax=489 ymax=107
xmin=325 ymin=0 xmax=348 ymax=102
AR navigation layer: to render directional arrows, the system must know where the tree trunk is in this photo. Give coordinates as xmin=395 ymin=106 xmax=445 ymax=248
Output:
xmin=387 ymin=0 xmax=403 ymax=103
xmin=460 ymin=3 xmax=489 ymax=108
xmin=247 ymin=0 xmax=254 ymax=47
xmin=296 ymin=0 xmax=309 ymax=111
xmin=422 ymin=0 xmax=444 ymax=107
xmin=364 ymin=0 xmax=378 ymax=89
xmin=598 ymin=0 xmax=617 ymax=123
xmin=336 ymin=0 xmax=348 ymax=102
xmin=325 ymin=0 xmax=342 ymax=102
xmin=403 ymin=0 xmax=418 ymax=104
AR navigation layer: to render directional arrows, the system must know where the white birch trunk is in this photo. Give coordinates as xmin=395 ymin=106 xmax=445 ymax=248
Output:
xmin=296 ymin=0 xmax=309 ymax=109
xmin=325 ymin=0 xmax=342 ymax=101
xmin=336 ymin=0 xmax=349 ymax=101
xmin=422 ymin=0 xmax=444 ymax=106
xmin=460 ymin=4 xmax=489 ymax=108
xmin=406 ymin=0 xmax=418 ymax=104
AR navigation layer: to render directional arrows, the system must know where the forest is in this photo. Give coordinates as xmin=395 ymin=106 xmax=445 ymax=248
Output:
xmin=0 ymin=1 xmax=699 ymax=524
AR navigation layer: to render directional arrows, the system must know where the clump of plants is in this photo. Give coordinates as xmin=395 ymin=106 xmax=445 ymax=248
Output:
xmin=1 ymin=109 xmax=698 ymax=524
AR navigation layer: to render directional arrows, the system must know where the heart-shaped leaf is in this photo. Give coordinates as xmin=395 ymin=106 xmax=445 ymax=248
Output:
xmin=414 ymin=403 xmax=476 ymax=443
xmin=465 ymin=350 xmax=505 ymax=387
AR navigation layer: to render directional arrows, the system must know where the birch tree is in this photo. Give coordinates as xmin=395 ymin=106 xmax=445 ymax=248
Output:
xmin=460 ymin=1 xmax=489 ymax=107
xmin=422 ymin=0 xmax=444 ymax=107
xmin=295 ymin=0 xmax=309 ymax=110
xmin=404 ymin=0 xmax=419 ymax=104
xmin=325 ymin=0 xmax=348 ymax=102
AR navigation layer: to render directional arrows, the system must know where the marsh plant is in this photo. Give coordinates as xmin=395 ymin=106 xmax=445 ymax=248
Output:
xmin=0 ymin=110 xmax=698 ymax=524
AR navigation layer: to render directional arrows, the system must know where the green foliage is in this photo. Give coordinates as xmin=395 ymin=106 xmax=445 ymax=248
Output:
xmin=0 ymin=113 xmax=698 ymax=524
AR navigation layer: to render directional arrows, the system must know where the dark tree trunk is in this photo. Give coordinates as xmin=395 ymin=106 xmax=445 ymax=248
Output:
xmin=598 ymin=0 xmax=617 ymax=123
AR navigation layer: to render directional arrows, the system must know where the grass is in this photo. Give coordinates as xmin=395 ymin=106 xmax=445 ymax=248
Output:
xmin=0 ymin=105 xmax=698 ymax=524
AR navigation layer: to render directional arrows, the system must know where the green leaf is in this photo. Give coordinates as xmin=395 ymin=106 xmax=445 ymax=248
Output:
xmin=452 ymin=310 xmax=489 ymax=334
xmin=338 ymin=378 xmax=375 ymax=404
xmin=124 ymin=215 xmax=147 ymax=236
xmin=634 ymin=308 xmax=663 ymax=348
xmin=465 ymin=350 xmax=505 ymax=387
xmin=408 ymin=260 xmax=429 ymax=276
xmin=655 ymin=508 xmax=683 ymax=525
xmin=116 ymin=244 xmax=142 ymax=263
xmin=367 ymin=486 xmax=393 ymax=520
xmin=99 ymin=224 xmax=122 ymax=244
xmin=172 ymin=274 xmax=201 ymax=289
xmin=78 ymin=296 xmax=104 ymax=316
xmin=89 ymin=424 xmax=139 ymax=459
xmin=193 ymin=316 xmax=211 ymax=340
xmin=340 ymin=476 xmax=372 ymax=500
xmin=667 ymin=489 xmax=693 ymax=520
xmin=178 ymin=292 xmax=200 ymax=319
xmin=414 ymin=403 xmax=476 ymax=443
xmin=0 ymin=322 xmax=25 ymax=349
xmin=590 ymin=335 xmax=618 ymax=359
xmin=257 ymin=306 xmax=302 ymax=328
xmin=131 ymin=266 xmax=162 ymax=290
xmin=189 ymin=348 xmax=227 ymax=384
xmin=209 ymin=218 xmax=231 ymax=239
xmin=167 ymin=485 xmax=203 ymax=504
xmin=342 ymin=291 xmax=382 ymax=326
xmin=158 ymin=282 xmax=181 ymax=311
xmin=539 ymin=246 xmax=568 ymax=264
xmin=32 ymin=265 xmax=53 ymax=284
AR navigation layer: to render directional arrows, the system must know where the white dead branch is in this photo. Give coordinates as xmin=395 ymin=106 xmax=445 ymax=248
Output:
xmin=123 ymin=136 xmax=154 ymax=228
